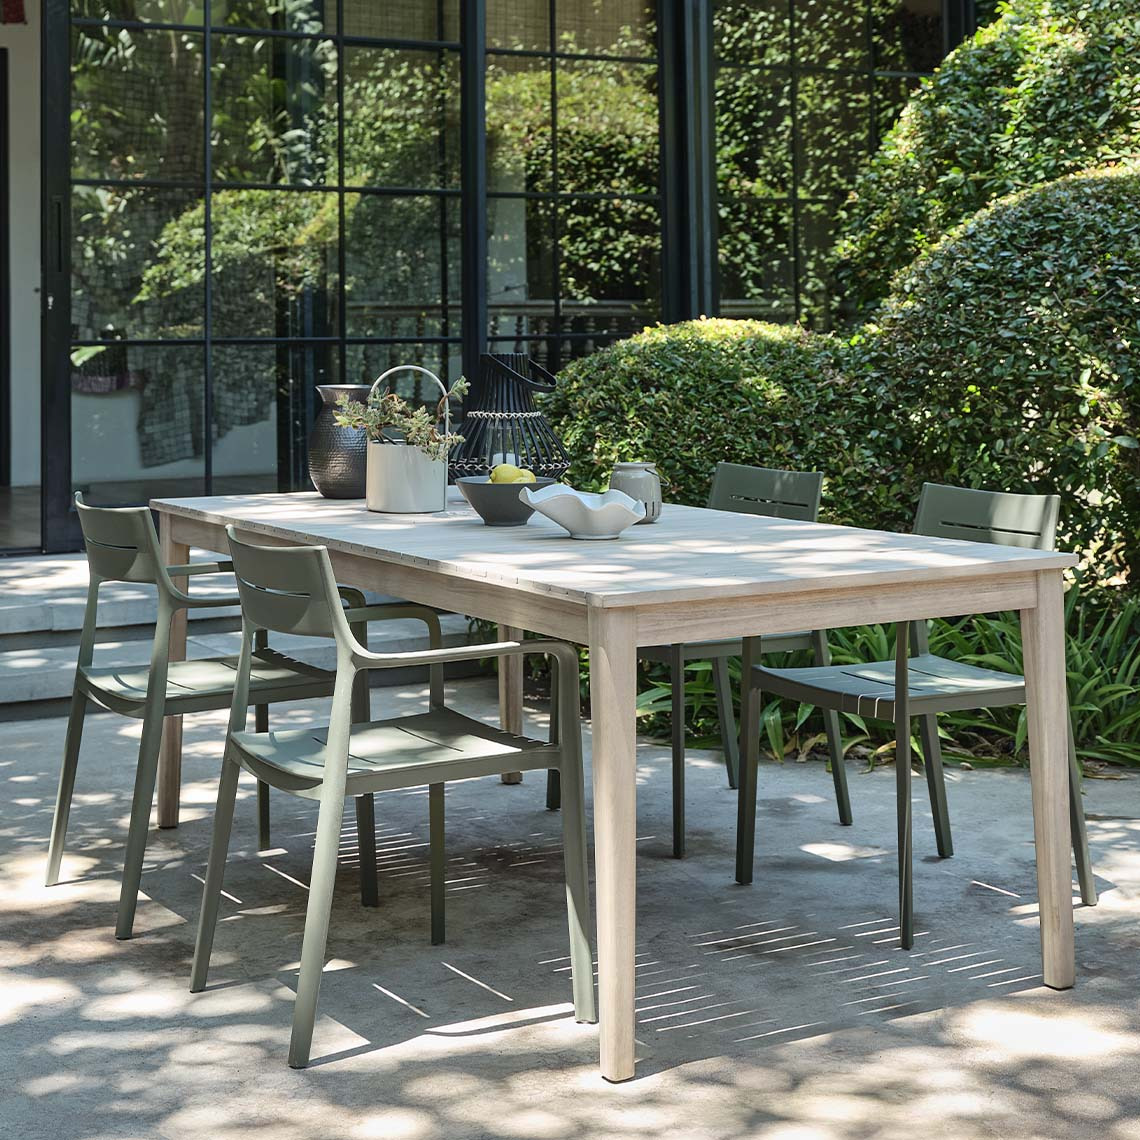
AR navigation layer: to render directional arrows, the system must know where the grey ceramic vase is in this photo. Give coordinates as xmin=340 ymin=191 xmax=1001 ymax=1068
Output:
xmin=308 ymin=384 xmax=371 ymax=498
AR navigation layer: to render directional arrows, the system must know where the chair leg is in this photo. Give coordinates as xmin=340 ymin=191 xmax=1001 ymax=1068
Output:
xmin=256 ymin=781 xmax=272 ymax=852
xmin=895 ymin=630 xmax=914 ymax=951
xmin=670 ymin=645 xmax=685 ymax=858
xmin=115 ymin=704 xmax=166 ymax=940
xmin=190 ymin=758 xmax=241 ymax=992
xmin=713 ymin=656 xmax=740 ymax=790
xmin=546 ymin=655 xmax=562 ymax=811
xmin=1067 ymin=721 xmax=1097 ymax=906
xmin=288 ymin=790 xmax=348 ymax=1069
xmin=356 ymin=794 xmax=379 ymax=908
xmin=45 ymin=688 xmax=88 ymax=887
xmin=919 ymin=714 xmax=953 ymax=858
xmin=735 ymin=640 xmax=763 ymax=885
xmin=896 ymin=723 xmax=914 ymax=950
xmin=429 ymin=783 xmax=445 ymax=946
xmin=560 ymin=759 xmax=597 ymax=1023
xmin=810 ymin=630 xmax=851 ymax=826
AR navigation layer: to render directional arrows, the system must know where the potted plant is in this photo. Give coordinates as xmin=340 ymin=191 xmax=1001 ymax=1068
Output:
xmin=335 ymin=366 xmax=467 ymax=513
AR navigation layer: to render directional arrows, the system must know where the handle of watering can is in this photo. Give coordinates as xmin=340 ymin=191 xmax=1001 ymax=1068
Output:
xmin=370 ymin=365 xmax=451 ymax=438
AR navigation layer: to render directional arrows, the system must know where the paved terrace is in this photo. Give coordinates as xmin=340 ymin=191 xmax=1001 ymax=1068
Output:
xmin=2 ymin=676 xmax=1140 ymax=1140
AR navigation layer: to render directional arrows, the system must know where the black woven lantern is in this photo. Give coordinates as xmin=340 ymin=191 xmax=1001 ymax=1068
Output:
xmin=449 ymin=353 xmax=570 ymax=481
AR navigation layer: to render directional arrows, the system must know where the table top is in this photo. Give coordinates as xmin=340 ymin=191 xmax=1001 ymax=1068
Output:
xmin=152 ymin=491 xmax=1075 ymax=609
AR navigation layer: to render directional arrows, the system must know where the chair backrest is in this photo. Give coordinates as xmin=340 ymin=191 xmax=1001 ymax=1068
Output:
xmin=226 ymin=526 xmax=348 ymax=641
xmin=913 ymin=483 xmax=1060 ymax=551
xmin=706 ymin=462 xmax=823 ymax=522
xmin=74 ymin=492 xmax=166 ymax=584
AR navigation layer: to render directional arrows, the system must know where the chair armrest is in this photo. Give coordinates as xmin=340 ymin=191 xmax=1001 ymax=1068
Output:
xmin=163 ymin=560 xmax=241 ymax=609
xmin=343 ymin=603 xmax=443 ymax=643
xmin=165 ymin=560 xmax=235 ymax=577
xmin=351 ymin=637 xmax=577 ymax=674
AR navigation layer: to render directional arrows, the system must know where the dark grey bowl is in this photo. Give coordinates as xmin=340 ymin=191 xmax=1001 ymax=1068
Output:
xmin=456 ymin=476 xmax=557 ymax=526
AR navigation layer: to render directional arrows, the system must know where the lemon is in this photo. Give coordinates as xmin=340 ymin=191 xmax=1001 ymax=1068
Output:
xmin=509 ymin=470 xmax=537 ymax=484
xmin=490 ymin=463 xmax=524 ymax=484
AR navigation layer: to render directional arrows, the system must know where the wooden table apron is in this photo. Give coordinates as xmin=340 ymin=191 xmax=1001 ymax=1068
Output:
xmin=152 ymin=497 xmax=1076 ymax=1084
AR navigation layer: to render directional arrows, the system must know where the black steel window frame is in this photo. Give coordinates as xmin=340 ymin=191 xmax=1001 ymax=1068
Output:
xmin=712 ymin=0 xmax=976 ymax=324
xmin=482 ymin=2 xmax=665 ymax=375
xmin=35 ymin=0 xmax=978 ymax=552
xmin=51 ymin=2 xmax=462 ymax=540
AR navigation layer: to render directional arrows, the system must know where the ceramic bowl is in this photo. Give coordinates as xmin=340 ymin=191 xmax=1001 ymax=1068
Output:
xmin=455 ymin=475 xmax=557 ymax=526
xmin=520 ymin=484 xmax=646 ymax=539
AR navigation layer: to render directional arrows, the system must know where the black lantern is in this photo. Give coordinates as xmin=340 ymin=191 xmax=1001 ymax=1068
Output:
xmin=449 ymin=353 xmax=570 ymax=481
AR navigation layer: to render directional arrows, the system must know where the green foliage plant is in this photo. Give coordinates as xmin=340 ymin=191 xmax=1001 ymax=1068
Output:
xmin=834 ymin=0 xmax=1140 ymax=311
xmin=334 ymin=378 xmax=468 ymax=462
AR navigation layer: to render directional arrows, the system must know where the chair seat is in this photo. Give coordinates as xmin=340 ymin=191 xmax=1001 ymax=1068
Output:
xmin=753 ymin=653 xmax=1027 ymax=719
xmin=641 ymin=630 xmax=813 ymax=663
xmin=80 ymin=648 xmax=334 ymax=716
xmin=231 ymin=708 xmax=556 ymax=798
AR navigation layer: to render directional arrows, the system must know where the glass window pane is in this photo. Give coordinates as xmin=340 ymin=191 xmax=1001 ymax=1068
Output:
xmin=556 ymin=1 xmax=656 ymax=57
xmin=72 ymin=26 xmax=205 ymax=183
xmin=797 ymin=201 xmax=838 ymax=325
xmin=72 ymin=1 xmax=205 ymax=24
xmin=795 ymin=72 xmax=871 ymax=200
xmin=714 ymin=0 xmax=789 ymax=66
xmin=874 ymin=74 xmax=922 ymax=145
xmin=344 ymin=0 xmax=459 ymax=40
xmin=559 ymin=198 xmax=661 ymax=314
xmin=556 ymin=59 xmax=658 ymax=197
xmin=487 ymin=0 xmax=550 ymax=52
xmin=716 ymin=66 xmax=792 ymax=201
xmin=72 ymin=185 xmax=205 ymax=340
xmin=209 ymin=189 xmax=339 ymax=337
xmin=794 ymin=0 xmax=869 ymax=71
xmin=210 ymin=344 xmax=336 ymax=493
xmin=344 ymin=194 xmax=456 ymax=339
xmin=488 ymin=197 xmax=555 ymax=343
xmin=487 ymin=55 xmax=552 ymax=195
xmin=343 ymin=47 xmax=459 ymax=189
xmin=72 ymin=344 xmax=207 ymax=503
xmin=212 ymin=0 xmax=330 ymax=32
xmin=346 ymin=344 xmax=461 ymax=395
xmin=873 ymin=0 xmax=944 ymax=74
xmin=211 ymin=34 xmax=337 ymax=186
xmin=717 ymin=199 xmax=794 ymax=321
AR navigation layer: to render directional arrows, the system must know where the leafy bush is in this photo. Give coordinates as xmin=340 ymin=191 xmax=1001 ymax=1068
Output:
xmin=834 ymin=0 xmax=1140 ymax=311
xmin=543 ymin=317 xmax=905 ymax=529
xmin=846 ymin=165 xmax=1140 ymax=587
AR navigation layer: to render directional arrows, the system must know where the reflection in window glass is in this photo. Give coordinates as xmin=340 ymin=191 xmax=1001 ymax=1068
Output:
xmin=211 ymin=34 xmax=338 ymax=186
xmin=343 ymin=48 xmax=459 ymax=189
xmin=714 ymin=0 xmax=948 ymax=325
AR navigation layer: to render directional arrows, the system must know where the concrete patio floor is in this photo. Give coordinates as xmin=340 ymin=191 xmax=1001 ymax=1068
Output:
xmin=2 ymin=676 xmax=1140 ymax=1140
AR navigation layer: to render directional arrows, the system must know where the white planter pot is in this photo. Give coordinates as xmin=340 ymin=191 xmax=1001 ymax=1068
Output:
xmin=366 ymin=441 xmax=447 ymax=513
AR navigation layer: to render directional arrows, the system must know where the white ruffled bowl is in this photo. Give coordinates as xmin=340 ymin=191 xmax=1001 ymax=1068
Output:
xmin=520 ymin=484 xmax=646 ymax=540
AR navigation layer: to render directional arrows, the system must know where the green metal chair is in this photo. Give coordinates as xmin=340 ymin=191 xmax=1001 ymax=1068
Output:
xmin=190 ymin=527 xmax=595 ymax=1069
xmin=46 ymin=494 xmax=431 ymax=939
xmin=639 ymin=463 xmax=848 ymax=857
xmin=735 ymin=482 xmax=1097 ymax=950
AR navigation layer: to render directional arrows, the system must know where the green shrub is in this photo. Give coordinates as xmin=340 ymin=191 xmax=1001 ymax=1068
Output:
xmin=834 ymin=0 xmax=1140 ymax=311
xmin=543 ymin=317 xmax=905 ymax=529
xmin=846 ymin=165 xmax=1140 ymax=587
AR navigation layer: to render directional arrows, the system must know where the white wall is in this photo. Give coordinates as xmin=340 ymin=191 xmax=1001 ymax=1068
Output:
xmin=2 ymin=0 xmax=41 ymax=489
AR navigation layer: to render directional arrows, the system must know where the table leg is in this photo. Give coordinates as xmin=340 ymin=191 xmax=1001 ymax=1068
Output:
xmin=589 ymin=607 xmax=638 ymax=1082
xmin=157 ymin=519 xmax=188 ymax=829
xmin=1020 ymin=570 xmax=1075 ymax=990
xmin=498 ymin=623 xmax=524 ymax=784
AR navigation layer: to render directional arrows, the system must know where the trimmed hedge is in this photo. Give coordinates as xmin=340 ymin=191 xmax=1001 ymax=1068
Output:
xmin=544 ymin=318 xmax=906 ymax=530
xmin=546 ymin=166 xmax=1140 ymax=590
xmin=848 ymin=165 xmax=1140 ymax=586
xmin=834 ymin=0 xmax=1140 ymax=312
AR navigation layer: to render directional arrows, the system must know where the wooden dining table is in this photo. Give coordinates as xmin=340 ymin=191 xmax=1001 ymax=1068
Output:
xmin=150 ymin=489 xmax=1078 ymax=1082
